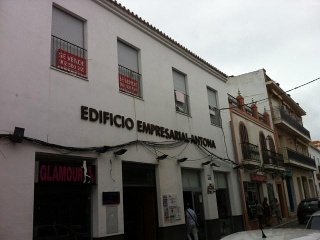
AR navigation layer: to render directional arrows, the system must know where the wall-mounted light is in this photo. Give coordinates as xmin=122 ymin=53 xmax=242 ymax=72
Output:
xmin=157 ymin=154 xmax=168 ymax=160
xmin=113 ymin=149 xmax=127 ymax=156
xmin=11 ymin=127 xmax=25 ymax=143
xmin=210 ymin=162 xmax=220 ymax=167
xmin=201 ymin=161 xmax=211 ymax=166
xmin=177 ymin=157 xmax=188 ymax=163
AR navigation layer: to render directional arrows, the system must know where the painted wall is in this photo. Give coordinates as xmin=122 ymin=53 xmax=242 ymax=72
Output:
xmin=0 ymin=0 xmax=241 ymax=239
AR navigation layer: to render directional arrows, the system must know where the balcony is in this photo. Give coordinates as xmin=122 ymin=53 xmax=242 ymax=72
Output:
xmin=118 ymin=65 xmax=142 ymax=97
xmin=51 ymin=35 xmax=87 ymax=78
xmin=272 ymin=107 xmax=310 ymax=141
xmin=262 ymin=150 xmax=285 ymax=172
xmin=282 ymin=147 xmax=316 ymax=170
xmin=241 ymin=142 xmax=261 ymax=169
xmin=228 ymin=95 xmax=267 ymax=124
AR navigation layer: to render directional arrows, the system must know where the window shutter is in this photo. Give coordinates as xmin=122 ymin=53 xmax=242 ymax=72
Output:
xmin=52 ymin=7 xmax=84 ymax=48
xmin=117 ymin=41 xmax=139 ymax=73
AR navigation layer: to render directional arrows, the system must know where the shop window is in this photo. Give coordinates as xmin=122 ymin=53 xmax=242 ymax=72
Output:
xmin=173 ymin=69 xmax=190 ymax=115
xmin=207 ymin=87 xmax=221 ymax=126
xmin=117 ymin=40 xmax=142 ymax=97
xmin=244 ymin=181 xmax=261 ymax=221
xmin=51 ymin=6 xmax=87 ymax=78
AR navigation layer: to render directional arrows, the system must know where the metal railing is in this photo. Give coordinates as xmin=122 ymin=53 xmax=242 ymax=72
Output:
xmin=283 ymin=147 xmax=316 ymax=168
xmin=262 ymin=149 xmax=284 ymax=166
xmin=241 ymin=142 xmax=260 ymax=163
xmin=276 ymin=107 xmax=311 ymax=139
xmin=51 ymin=35 xmax=87 ymax=78
xmin=118 ymin=65 xmax=142 ymax=97
xmin=228 ymin=94 xmax=240 ymax=107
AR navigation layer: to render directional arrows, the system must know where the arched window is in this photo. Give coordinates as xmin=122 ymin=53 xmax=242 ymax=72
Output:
xmin=259 ymin=132 xmax=268 ymax=164
xmin=239 ymin=123 xmax=249 ymax=159
xmin=239 ymin=123 xmax=249 ymax=144
xmin=267 ymin=136 xmax=276 ymax=165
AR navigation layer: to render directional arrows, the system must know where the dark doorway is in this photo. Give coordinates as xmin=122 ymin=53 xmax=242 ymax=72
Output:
xmin=123 ymin=187 xmax=157 ymax=240
xmin=183 ymin=191 xmax=206 ymax=240
xmin=122 ymin=162 xmax=158 ymax=240
xmin=216 ymin=189 xmax=232 ymax=237
xmin=33 ymin=183 xmax=91 ymax=239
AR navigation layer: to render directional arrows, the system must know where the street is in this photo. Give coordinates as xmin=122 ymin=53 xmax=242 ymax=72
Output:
xmin=277 ymin=219 xmax=306 ymax=229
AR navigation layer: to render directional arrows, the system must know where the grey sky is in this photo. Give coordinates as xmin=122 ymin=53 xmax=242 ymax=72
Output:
xmin=117 ymin=0 xmax=320 ymax=140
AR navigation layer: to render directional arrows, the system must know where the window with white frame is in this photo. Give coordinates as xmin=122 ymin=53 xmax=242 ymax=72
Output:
xmin=207 ymin=87 xmax=221 ymax=126
xmin=51 ymin=6 xmax=87 ymax=77
xmin=173 ymin=70 xmax=189 ymax=115
xmin=117 ymin=41 xmax=142 ymax=97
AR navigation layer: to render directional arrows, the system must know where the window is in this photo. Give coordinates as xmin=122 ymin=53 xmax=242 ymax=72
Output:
xmin=207 ymin=88 xmax=221 ymax=126
xmin=243 ymin=181 xmax=261 ymax=221
xmin=51 ymin=6 xmax=87 ymax=77
xmin=117 ymin=41 xmax=142 ymax=97
xmin=173 ymin=70 xmax=189 ymax=115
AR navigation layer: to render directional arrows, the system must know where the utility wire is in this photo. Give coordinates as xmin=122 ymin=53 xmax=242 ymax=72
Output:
xmin=221 ymin=76 xmax=320 ymax=111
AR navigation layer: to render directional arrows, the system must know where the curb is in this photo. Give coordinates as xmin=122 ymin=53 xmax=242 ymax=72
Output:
xmin=273 ymin=218 xmax=298 ymax=228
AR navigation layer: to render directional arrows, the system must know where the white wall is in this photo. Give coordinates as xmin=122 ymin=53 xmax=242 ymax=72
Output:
xmin=0 ymin=0 xmax=240 ymax=239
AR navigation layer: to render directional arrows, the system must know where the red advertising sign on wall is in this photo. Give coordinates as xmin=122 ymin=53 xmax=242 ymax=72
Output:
xmin=119 ymin=74 xmax=139 ymax=95
xmin=251 ymin=174 xmax=268 ymax=182
xmin=57 ymin=49 xmax=86 ymax=76
xmin=38 ymin=161 xmax=95 ymax=184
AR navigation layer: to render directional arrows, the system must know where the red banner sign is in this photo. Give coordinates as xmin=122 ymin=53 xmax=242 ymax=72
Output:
xmin=39 ymin=161 xmax=95 ymax=184
xmin=119 ymin=74 xmax=139 ymax=95
xmin=251 ymin=174 xmax=268 ymax=182
xmin=57 ymin=49 xmax=86 ymax=76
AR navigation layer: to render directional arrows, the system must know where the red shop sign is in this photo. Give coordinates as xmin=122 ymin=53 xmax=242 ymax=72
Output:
xmin=38 ymin=161 xmax=95 ymax=185
xmin=119 ymin=73 xmax=139 ymax=95
xmin=57 ymin=49 xmax=86 ymax=76
xmin=251 ymin=174 xmax=268 ymax=182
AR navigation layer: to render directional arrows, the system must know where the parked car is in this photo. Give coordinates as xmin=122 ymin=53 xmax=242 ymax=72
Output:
xmin=297 ymin=198 xmax=320 ymax=224
xmin=307 ymin=210 xmax=320 ymax=230
xmin=222 ymin=228 xmax=320 ymax=240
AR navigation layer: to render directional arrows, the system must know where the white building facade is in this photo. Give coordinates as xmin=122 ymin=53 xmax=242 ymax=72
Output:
xmin=0 ymin=1 xmax=243 ymax=239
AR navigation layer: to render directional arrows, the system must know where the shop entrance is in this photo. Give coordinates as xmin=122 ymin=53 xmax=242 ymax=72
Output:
xmin=183 ymin=191 xmax=206 ymax=240
xmin=122 ymin=162 xmax=158 ymax=240
xmin=33 ymin=184 xmax=91 ymax=239
xmin=33 ymin=153 xmax=95 ymax=240
xmin=182 ymin=169 xmax=206 ymax=240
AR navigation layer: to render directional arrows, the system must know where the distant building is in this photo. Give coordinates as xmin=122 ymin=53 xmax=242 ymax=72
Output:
xmin=227 ymin=71 xmax=288 ymax=230
xmin=309 ymin=144 xmax=320 ymax=196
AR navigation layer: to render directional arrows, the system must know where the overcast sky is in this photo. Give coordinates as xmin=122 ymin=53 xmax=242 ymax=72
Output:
xmin=117 ymin=0 xmax=320 ymax=140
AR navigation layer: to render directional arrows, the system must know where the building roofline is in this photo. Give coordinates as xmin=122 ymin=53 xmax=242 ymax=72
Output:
xmin=93 ymin=0 xmax=228 ymax=82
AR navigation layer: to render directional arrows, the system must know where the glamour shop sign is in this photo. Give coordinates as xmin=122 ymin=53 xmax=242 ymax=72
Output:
xmin=81 ymin=106 xmax=216 ymax=149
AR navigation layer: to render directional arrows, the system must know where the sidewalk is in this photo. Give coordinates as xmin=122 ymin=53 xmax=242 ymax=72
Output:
xmin=265 ymin=216 xmax=298 ymax=229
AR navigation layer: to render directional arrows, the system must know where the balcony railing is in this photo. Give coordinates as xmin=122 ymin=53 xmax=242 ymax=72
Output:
xmin=273 ymin=107 xmax=311 ymax=139
xmin=283 ymin=147 xmax=316 ymax=168
xmin=228 ymin=95 xmax=267 ymax=124
xmin=51 ymin=35 xmax=87 ymax=78
xmin=228 ymin=94 xmax=240 ymax=107
xmin=241 ymin=142 xmax=260 ymax=163
xmin=118 ymin=65 xmax=142 ymax=97
xmin=262 ymin=150 xmax=284 ymax=166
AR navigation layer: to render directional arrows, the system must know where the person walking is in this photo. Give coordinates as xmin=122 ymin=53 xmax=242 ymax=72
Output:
xmin=255 ymin=200 xmax=264 ymax=229
xmin=185 ymin=203 xmax=198 ymax=240
xmin=263 ymin=197 xmax=272 ymax=226
xmin=274 ymin=198 xmax=282 ymax=224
